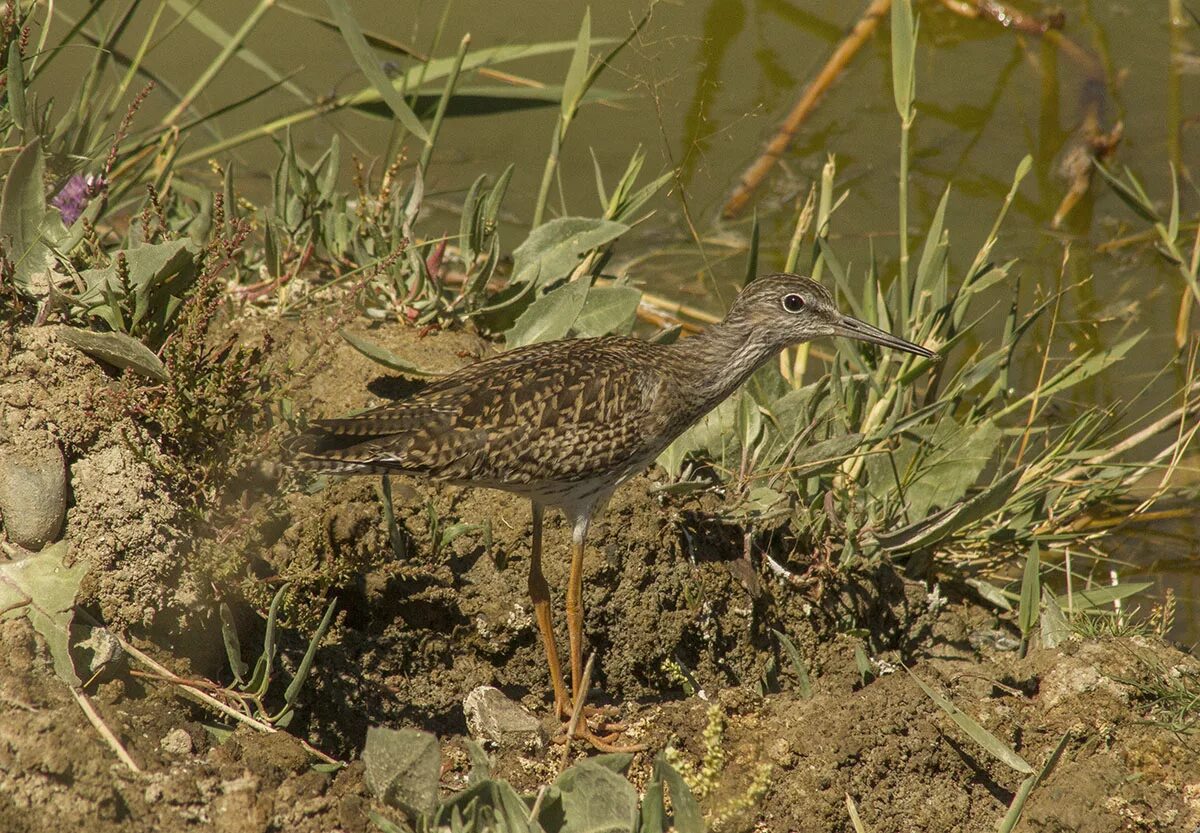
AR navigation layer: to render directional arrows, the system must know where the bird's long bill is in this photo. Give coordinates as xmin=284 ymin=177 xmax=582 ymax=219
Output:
xmin=835 ymin=315 xmax=937 ymax=359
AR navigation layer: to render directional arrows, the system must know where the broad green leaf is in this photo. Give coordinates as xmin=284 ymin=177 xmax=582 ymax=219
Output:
xmin=362 ymin=726 xmax=441 ymax=816
xmin=0 ymin=542 xmax=86 ymax=686
xmin=511 ymin=217 xmax=628 ymax=287
xmin=657 ymin=392 xmax=742 ymax=474
xmin=653 ymin=756 xmax=704 ymax=833
xmin=55 ymin=327 xmax=169 ymax=382
xmin=556 ymin=758 xmax=639 ymax=833
xmin=8 ymin=42 xmax=27 ymax=132
xmin=1070 ymin=582 xmax=1153 ymax=611
xmin=966 ymin=578 xmax=1013 ymax=612
xmin=787 ymin=433 xmax=864 ymax=478
xmin=883 ymin=417 xmax=1001 ymax=520
xmin=907 ymin=668 xmax=1033 ymax=774
xmin=505 ymin=278 xmax=591 ymax=348
xmin=0 ymin=144 xmax=63 ymax=293
xmin=573 ymin=284 xmax=641 ymax=337
xmin=71 ymin=239 xmax=199 ymax=346
xmin=340 ymin=330 xmax=440 ymax=377
xmin=472 ymin=281 xmax=538 ymax=334
xmin=639 ymin=777 xmax=665 ymax=833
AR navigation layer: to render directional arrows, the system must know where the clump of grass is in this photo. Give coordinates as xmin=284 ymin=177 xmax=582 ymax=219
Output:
xmin=659 ymin=0 xmax=1198 ymax=600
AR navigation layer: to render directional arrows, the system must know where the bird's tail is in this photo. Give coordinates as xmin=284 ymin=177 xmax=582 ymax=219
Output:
xmin=282 ymin=425 xmax=405 ymax=476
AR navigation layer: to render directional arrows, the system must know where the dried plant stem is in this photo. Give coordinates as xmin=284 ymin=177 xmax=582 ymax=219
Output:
xmin=117 ymin=635 xmax=342 ymax=767
xmin=1061 ymin=379 xmax=1200 ymax=480
xmin=71 ymin=687 xmax=142 ymax=774
xmin=935 ymin=0 xmax=1064 ymax=37
xmin=558 ymin=652 xmax=595 ymax=772
xmin=723 ymin=0 xmax=891 ymax=219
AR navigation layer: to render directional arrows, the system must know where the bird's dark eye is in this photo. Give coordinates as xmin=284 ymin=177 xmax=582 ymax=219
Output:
xmin=782 ymin=293 xmax=805 ymax=313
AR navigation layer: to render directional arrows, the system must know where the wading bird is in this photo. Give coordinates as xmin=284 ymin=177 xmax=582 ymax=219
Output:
xmin=289 ymin=273 xmax=936 ymax=750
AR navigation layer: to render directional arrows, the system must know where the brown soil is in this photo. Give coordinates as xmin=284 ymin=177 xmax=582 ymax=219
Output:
xmin=1 ymin=320 xmax=1197 ymax=833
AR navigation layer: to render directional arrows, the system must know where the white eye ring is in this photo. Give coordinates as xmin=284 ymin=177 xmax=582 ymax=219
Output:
xmin=782 ymin=293 xmax=805 ymax=313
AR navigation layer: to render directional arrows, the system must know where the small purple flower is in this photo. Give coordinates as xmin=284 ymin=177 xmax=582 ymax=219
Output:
xmin=51 ymin=174 xmax=105 ymax=226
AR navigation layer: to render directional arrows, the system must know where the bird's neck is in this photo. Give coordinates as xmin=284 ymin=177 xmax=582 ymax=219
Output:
xmin=666 ymin=318 xmax=781 ymax=409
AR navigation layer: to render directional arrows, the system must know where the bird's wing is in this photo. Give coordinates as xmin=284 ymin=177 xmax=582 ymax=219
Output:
xmin=288 ymin=337 xmax=666 ymax=484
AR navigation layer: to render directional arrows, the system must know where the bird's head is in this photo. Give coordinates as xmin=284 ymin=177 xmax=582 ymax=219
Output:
xmin=725 ymin=273 xmax=937 ymax=359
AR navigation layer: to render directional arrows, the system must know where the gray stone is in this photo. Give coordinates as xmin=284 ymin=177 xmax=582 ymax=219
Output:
xmin=161 ymin=727 xmax=194 ymax=755
xmin=463 ymin=685 xmax=546 ymax=752
xmin=0 ymin=438 xmax=67 ymax=551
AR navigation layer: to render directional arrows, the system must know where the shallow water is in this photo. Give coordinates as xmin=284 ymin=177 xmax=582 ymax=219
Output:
xmin=48 ymin=0 xmax=1200 ymax=637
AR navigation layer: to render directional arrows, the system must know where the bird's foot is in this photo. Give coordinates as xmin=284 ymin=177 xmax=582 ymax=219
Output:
xmin=553 ymin=702 xmax=646 ymax=752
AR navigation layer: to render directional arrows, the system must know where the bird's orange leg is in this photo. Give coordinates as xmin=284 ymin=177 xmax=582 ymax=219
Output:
xmin=528 ymin=503 xmax=570 ymax=718
xmin=561 ymin=513 xmax=645 ymax=753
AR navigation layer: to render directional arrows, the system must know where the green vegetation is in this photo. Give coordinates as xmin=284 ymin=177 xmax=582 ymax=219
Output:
xmin=364 ymin=727 xmax=707 ymax=833
xmin=1 ymin=0 xmax=1197 ymax=829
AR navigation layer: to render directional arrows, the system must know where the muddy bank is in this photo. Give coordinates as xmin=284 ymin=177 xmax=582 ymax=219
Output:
xmin=1 ymin=321 xmax=1196 ymax=832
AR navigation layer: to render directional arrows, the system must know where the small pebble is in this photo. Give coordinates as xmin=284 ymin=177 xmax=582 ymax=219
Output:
xmin=161 ymin=727 xmax=194 ymax=756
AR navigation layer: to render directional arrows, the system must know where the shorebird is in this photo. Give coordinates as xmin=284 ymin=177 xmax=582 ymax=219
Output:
xmin=289 ymin=273 xmax=936 ymax=750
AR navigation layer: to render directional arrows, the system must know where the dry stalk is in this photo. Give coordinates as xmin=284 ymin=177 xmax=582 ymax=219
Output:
xmin=723 ymin=0 xmax=891 ymax=219
xmin=71 ymin=686 xmax=143 ymax=774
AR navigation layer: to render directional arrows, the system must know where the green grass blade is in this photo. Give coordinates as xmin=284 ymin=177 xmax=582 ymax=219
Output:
xmin=326 ymin=0 xmax=429 ymax=144
xmin=907 ymin=667 xmax=1033 ymax=774
xmin=916 ymin=185 xmax=950 ymax=295
xmin=890 ymin=0 xmax=916 ymax=121
xmin=340 ymin=330 xmax=439 ymax=377
xmin=562 ymin=8 xmax=591 ymax=119
xmin=997 ymin=731 xmax=1070 ymax=833
xmin=174 ymin=40 xmax=609 ymax=167
xmin=1070 ymin=582 xmax=1153 ymax=611
xmin=244 ymin=582 xmax=290 ymax=695
xmin=106 ymin=0 xmax=169 ymax=118
xmin=1168 ymin=163 xmax=1180 ymax=243
xmin=772 ymin=628 xmax=813 ymax=698
xmin=162 ymin=0 xmax=275 ymax=126
xmin=282 ymin=597 xmax=338 ymax=708
xmin=1093 ymin=162 xmax=1160 ymax=223
xmin=418 ymin=34 xmax=470 ymax=176
xmin=218 ymin=602 xmax=248 ymax=684
xmin=744 ymin=210 xmax=760 ymax=287
xmin=1017 ymin=542 xmax=1041 ymax=658
xmin=846 ymin=794 xmax=870 ymax=833
xmin=162 ymin=0 xmax=309 ymax=105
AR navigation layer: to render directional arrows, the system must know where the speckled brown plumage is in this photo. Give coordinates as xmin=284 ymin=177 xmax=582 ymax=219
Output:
xmin=292 ymin=336 xmax=682 ymax=504
xmin=287 ymin=273 xmax=935 ymax=750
